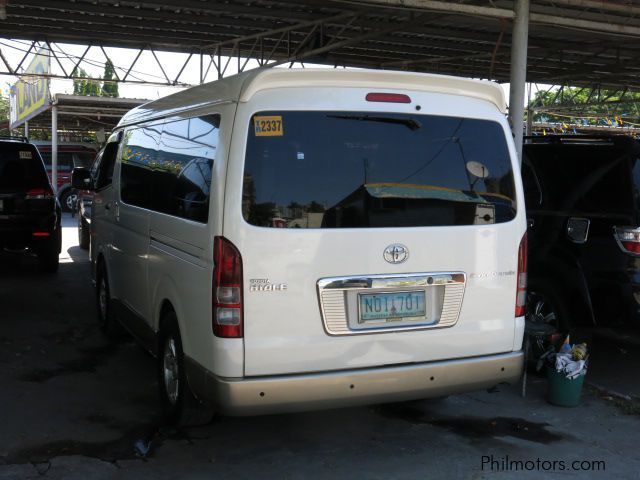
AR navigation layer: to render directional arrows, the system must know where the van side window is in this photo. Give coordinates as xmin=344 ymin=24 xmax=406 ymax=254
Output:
xmin=95 ymin=141 xmax=119 ymax=190
xmin=154 ymin=115 xmax=218 ymax=222
xmin=120 ymin=125 xmax=160 ymax=208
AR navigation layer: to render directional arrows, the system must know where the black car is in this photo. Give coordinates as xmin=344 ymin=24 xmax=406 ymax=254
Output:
xmin=522 ymin=134 xmax=640 ymax=331
xmin=76 ymin=148 xmax=102 ymax=250
xmin=0 ymin=137 xmax=61 ymax=272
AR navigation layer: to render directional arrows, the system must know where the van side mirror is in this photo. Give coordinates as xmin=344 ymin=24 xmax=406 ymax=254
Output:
xmin=72 ymin=167 xmax=93 ymax=190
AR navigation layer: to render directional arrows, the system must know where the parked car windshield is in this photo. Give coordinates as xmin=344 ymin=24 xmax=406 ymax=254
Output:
xmin=243 ymin=111 xmax=516 ymax=228
xmin=0 ymin=144 xmax=48 ymax=191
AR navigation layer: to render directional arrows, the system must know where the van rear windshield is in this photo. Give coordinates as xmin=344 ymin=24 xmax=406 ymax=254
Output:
xmin=242 ymin=111 xmax=516 ymax=228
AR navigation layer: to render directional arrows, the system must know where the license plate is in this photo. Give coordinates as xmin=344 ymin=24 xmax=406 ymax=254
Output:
xmin=359 ymin=291 xmax=426 ymax=322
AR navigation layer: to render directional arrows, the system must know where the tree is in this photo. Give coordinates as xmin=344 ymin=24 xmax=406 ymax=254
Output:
xmin=308 ymin=201 xmax=325 ymax=213
xmin=0 ymin=92 xmax=10 ymax=135
xmin=529 ymin=87 xmax=640 ymax=127
xmin=72 ymin=67 xmax=101 ymax=97
xmin=101 ymin=60 xmax=119 ymax=98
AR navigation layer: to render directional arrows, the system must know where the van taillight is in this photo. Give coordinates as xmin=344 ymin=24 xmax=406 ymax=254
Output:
xmin=213 ymin=236 xmax=243 ymax=338
xmin=365 ymin=92 xmax=411 ymax=103
xmin=515 ymin=233 xmax=528 ymax=317
xmin=26 ymin=187 xmax=54 ymax=200
xmin=614 ymin=227 xmax=640 ymax=255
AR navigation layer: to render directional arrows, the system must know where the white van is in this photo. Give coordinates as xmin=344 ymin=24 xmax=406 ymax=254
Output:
xmin=75 ymin=68 xmax=527 ymax=423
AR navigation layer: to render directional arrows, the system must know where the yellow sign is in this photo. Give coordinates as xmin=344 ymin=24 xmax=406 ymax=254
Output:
xmin=10 ymin=49 xmax=50 ymax=129
xmin=254 ymin=115 xmax=284 ymax=137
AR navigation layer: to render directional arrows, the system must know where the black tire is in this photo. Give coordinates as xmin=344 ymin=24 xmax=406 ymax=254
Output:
xmin=158 ymin=313 xmax=213 ymax=427
xmin=59 ymin=188 xmax=78 ymax=213
xmin=37 ymin=235 xmax=59 ymax=273
xmin=78 ymin=217 xmax=90 ymax=250
xmin=526 ymin=282 xmax=571 ymax=333
xmin=96 ymin=263 xmax=121 ymax=338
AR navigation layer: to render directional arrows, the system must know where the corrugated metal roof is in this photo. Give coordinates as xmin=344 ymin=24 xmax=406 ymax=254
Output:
xmin=1 ymin=1 xmax=640 ymax=89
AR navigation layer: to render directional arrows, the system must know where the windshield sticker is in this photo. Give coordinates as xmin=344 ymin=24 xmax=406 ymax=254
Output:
xmin=254 ymin=116 xmax=283 ymax=137
xmin=19 ymin=151 xmax=32 ymax=159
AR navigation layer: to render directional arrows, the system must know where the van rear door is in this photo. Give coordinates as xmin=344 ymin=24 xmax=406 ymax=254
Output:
xmin=224 ymin=88 xmax=525 ymax=376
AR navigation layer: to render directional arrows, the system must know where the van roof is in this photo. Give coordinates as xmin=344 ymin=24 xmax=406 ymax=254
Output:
xmin=117 ymin=68 xmax=506 ymax=127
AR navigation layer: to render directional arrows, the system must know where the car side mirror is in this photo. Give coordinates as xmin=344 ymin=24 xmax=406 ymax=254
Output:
xmin=71 ymin=167 xmax=93 ymax=190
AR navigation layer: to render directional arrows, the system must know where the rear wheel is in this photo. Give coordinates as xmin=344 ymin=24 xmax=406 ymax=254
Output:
xmin=526 ymin=284 xmax=570 ymax=333
xmin=526 ymin=283 xmax=571 ymax=364
xmin=96 ymin=264 xmax=121 ymax=338
xmin=60 ymin=188 xmax=78 ymax=213
xmin=158 ymin=313 xmax=213 ymax=427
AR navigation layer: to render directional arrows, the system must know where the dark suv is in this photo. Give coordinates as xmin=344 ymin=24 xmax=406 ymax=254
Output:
xmin=522 ymin=134 xmax=640 ymax=330
xmin=0 ymin=137 xmax=61 ymax=272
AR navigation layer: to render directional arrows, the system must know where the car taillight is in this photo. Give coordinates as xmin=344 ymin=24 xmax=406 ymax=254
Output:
xmin=614 ymin=226 xmax=640 ymax=255
xmin=515 ymin=233 xmax=528 ymax=317
xmin=213 ymin=236 xmax=243 ymax=338
xmin=25 ymin=187 xmax=54 ymax=200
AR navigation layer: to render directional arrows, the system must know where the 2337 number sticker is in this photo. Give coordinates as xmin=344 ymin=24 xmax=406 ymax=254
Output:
xmin=254 ymin=115 xmax=284 ymax=136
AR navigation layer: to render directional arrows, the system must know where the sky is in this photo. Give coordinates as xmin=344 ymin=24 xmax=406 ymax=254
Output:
xmin=0 ymin=38 xmax=543 ymax=108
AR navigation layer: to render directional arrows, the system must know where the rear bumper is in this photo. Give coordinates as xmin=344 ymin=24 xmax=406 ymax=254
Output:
xmin=186 ymin=351 xmax=523 ymax=416
xmin=0 ymin=214 xmax=59 ymax=249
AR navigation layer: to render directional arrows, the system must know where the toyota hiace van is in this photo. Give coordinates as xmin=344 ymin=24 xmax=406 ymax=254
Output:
xmin=74 ymin=68 xmax=527 ymax=424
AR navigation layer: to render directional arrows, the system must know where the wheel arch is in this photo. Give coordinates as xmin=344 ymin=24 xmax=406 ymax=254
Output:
xmin=153 ymin=276 xmax=191 ymax=356
xmin=528 ymin=249 xmax=595 ymax=326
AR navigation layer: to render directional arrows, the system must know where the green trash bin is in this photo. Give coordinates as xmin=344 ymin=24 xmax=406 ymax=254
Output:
xmin=547 ymin=368 xmax=585 ymax=407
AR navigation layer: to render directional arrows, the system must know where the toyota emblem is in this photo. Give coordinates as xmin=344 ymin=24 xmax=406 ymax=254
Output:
xmin=383 ymin=244 xmax=409 ymax=264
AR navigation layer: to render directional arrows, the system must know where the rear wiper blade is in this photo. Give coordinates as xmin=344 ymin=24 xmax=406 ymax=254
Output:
xmin=328 ymin=114 xmax=421 ymax=131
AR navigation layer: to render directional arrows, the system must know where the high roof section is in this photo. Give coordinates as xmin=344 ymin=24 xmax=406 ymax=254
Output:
xmin=2 ymin=0 xmax=640 ymax=90
xmin=118 ymin=68 xmax=507 ymax=127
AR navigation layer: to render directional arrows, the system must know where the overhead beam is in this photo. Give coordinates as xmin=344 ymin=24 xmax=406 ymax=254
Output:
xmin=538 ymin=0 xmax=640 ymax=16
xmin=346 ymin=0 xmax=640 ymax=37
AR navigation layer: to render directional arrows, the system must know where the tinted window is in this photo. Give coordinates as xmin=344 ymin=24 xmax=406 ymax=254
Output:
xmin=153 ymin=116 xmax=218 ymax=222
xmin=95 ymin=142 xmax=119 ymax=190
xmin=90 ymin=150 xmax=103 ymax=179
xmin=75 ymin=153 xmax=95 ymax=168
xmin=0 ymin=144 xmax=48 ymax=190
xmin=41 ymin=152 xmax=74 ymax=171
xmin=525 ymin=143 xmax=633 ymax=215
xmin=243 ymin=111 xmax=516 ymax=228
xmin=119 ymin=116 xmax=218 ymax=222
xmin=120 ymin=125 xmax=160 ymax=207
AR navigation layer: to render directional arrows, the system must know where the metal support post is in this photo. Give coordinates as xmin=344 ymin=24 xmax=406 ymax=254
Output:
xmin=24 ymin=121 xmax=29 ymax=139
xmin=508 ymin=0 xmax=530 ymax=163
xmin=51 ymin=105 xmax=58 ymax=194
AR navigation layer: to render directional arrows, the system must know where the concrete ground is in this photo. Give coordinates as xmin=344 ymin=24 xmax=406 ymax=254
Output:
xmin=0 ymin=214 xmax=638 ymax=479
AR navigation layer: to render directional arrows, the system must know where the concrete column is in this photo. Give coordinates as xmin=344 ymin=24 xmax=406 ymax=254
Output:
xmin=508 ymin=0 xmax=530 ymax=163
xmin=51 ymin=106 xmax=58 ymax=194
